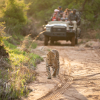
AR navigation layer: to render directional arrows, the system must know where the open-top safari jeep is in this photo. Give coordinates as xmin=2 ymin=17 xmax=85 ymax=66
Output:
xmin=42 ymin=11 xmax=81 ymax=46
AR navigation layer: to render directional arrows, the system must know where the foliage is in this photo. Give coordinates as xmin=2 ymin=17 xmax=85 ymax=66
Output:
xmin=25 ymin=0 xmax=60 ymax=21
xmin=4 ymin=40 xmax=42 ymax=66
xmin=21 ymin=35 xmax=37 ymax=51
xmin=0 ymin=39 xmax=43 ymax=99
xmin=0 ymin=22 xmax=6 ymax=46
xmin=25 ymin=0 xmax=100 ymax=26
xmin=8 ymin=33 xmax=24 ymax=45
xmin=2 ymin=0 xmax=28 ymax=34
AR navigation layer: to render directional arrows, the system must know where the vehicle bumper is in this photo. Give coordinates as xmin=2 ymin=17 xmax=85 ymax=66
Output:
xmin=43 ymin=32 xmax=66 ymax=37
xmin=43 ymin=31 xmax=75 ymax=37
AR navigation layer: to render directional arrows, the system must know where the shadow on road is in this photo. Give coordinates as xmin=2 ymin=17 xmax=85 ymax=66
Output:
xmin=61 ymin=86 xmax=88 ymax=100
xmin=37 ymin=85 xmax=88 ymax=100
xmin=47 ymin=42 xmax=74 ymax=46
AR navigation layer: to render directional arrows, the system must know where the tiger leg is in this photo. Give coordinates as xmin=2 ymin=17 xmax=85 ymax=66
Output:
xmin=46 ymin=65 xmax=51 ymax=79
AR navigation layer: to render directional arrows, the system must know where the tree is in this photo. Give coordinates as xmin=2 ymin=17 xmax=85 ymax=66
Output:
xmin=2 ymin=0 xmax=28 ymax=34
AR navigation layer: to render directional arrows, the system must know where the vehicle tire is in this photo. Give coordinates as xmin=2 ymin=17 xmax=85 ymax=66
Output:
xmin=50 ymin=39 xmax=54 ymax=45
xmin=75 ymin=37 xmax=78 ymax=45
xmin=71 ymin=36 xmax=75 ymax=46
xmin=44 ymin=36 xmax=48 ymax=46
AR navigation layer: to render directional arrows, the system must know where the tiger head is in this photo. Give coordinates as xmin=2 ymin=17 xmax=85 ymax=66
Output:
xmin=46 ymin=51 xmax=56 ymax=66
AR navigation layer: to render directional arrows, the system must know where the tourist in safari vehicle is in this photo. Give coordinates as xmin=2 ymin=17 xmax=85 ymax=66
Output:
xmin=66 ymin=9 xmax=80 ymax=32
xmin=51 ymin=6 xmax=63 ymax=21
xmin=57 ymin=6 xmax=63 ymax=19
xmin=61 ymin=8 xmax=71 ymax=21
xmin=42 ymin=7 xmax=81 ymax=46
xmin=52 ymin=9 xmax=59 ymax=21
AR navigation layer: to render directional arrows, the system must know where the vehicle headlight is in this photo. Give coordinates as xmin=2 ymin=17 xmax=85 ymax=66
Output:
xmin=46 ymin=27 xmax=51 ymax=32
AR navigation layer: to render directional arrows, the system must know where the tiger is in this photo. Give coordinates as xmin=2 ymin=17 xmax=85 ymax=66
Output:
xmin=46 ymin=49 xmax=60 ymax=79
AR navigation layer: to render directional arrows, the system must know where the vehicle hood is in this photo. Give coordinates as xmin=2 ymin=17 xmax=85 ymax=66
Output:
xmin=46 ymin=21 xmax=67 ymax=27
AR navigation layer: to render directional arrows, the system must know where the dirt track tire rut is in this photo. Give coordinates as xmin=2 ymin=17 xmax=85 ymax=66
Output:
xmin=38 ymin=77 xmax=73 ymax=100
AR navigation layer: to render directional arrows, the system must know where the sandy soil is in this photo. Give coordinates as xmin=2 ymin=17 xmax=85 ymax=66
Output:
xmin=22 ymin=40 xmax=100 ymax=100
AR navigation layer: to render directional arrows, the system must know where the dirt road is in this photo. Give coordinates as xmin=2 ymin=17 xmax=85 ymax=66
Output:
xmin=23 ymin=40 xmax=100 ymax=100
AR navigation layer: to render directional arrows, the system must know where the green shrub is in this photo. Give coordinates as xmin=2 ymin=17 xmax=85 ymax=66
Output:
xmin=2 ymin=0 xmax=28 ymax=34
xmin=0 ymin=40 xmax=43 ymax=99
xmin=0 ymin=22 xmax=6 ymax=46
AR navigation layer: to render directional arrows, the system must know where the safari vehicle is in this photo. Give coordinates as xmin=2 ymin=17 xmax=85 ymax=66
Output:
xmin=42 ymin=12 xmax=81 ymax=46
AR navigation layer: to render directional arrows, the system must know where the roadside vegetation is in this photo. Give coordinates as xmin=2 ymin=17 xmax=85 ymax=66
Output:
xmin=0 ymin=28 xmax=43 ymax=99
xmin=0 ymin=0 xmax=43 ymax=99
xmin=0 ymin=38 xmax=43 ymax=99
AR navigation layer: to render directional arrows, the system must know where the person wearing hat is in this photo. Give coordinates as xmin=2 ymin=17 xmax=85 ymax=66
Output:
xmin=57 ymin=6 xmax=63 ymax=20
xmin=66 ymin=9 xmax=79 ymax=31
xmin=51 ymin=9 xmax=60 ymax=21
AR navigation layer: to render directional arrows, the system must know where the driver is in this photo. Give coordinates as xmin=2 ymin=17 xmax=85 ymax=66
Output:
xmin=66 ymin=9 xmax=79 ymax=31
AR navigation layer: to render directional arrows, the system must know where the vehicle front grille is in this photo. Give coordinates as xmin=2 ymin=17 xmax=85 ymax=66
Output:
xmin=51 ymin=27 xmax=66 ymax=32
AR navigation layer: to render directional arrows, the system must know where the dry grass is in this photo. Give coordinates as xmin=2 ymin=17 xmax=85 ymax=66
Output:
xmin=0 ymin=65 xmax=36 ymax=100
xmin=9 ymin=66 xmax=36 ymax=90
xmin=21 ymin=35 xmax=37 ymax=52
